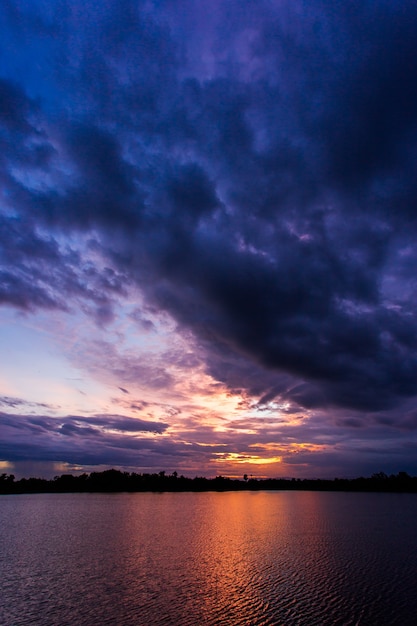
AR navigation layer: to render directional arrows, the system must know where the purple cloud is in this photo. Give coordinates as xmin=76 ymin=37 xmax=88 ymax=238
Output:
xmin=2 ymin=1 xmax=417 ymax=476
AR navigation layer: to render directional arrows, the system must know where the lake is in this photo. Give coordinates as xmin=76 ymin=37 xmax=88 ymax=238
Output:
xmin=1 ymin=491 xmax=417 ymax=625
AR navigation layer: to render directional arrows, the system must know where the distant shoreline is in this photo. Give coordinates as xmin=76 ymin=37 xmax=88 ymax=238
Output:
xmin=2 ymin=469 xmax=417 ymax=494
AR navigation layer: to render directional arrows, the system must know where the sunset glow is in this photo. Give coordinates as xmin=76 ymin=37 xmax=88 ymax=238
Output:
xmin=213 ymin=453 xmax=283 ymax=466
xmin=2 ymin=1 xmax=417 ymax=479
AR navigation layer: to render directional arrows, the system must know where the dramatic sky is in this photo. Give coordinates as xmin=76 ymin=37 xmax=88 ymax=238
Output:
xmin=2 ymin=0 xmax=417 ymax=479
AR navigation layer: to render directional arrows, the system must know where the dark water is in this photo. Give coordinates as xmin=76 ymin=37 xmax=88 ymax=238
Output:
xmin=1 ymin=491 xmax=417 ymax=625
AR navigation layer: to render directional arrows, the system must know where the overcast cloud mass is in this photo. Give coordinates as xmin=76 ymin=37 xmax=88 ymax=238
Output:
xmin=2 ymin=0 xmax=417 ymax=478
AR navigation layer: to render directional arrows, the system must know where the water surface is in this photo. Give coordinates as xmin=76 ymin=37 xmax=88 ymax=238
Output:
xmin=1 ymin=491 xmax=417 ymax=625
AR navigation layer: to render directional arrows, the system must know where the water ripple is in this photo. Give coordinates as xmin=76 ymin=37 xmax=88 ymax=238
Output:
xmin=2 ymin=492 xmax=417 ymax=625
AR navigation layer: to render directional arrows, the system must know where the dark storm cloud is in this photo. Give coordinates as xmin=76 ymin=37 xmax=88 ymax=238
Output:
xmin=85 ymin=414 xmax=168 ymax=434
xmin=2 ymin=0 xmax=417 ymax=417
xmin=0 ymin=410 xmax=216 ymax=469
xmin=0 ymin=411 xmax=167 ymax=434
xmin=0 ymin=411 xmax=169 ymax=466
xmin=0 ymin=213 xmax=131 ymax=320
xmin=0 ymin=78 xmax=34 ymax=134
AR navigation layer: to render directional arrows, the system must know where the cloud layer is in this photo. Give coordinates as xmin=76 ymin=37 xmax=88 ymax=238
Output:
xmin=2 ymin=1 xmax=417 ymax=476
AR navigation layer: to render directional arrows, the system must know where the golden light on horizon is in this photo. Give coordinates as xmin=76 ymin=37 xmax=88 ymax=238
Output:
xmin=210 ymin=441 xmax=328 ymax=472
xmin=251 ymin=442 xmax=327 ymax=453
xmin=212 ymin=452 xmax=283 ymax=465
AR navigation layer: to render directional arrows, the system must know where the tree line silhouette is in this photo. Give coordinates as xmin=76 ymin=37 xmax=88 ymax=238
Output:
xmin=1 ymin=469 xmax=417 ymax=494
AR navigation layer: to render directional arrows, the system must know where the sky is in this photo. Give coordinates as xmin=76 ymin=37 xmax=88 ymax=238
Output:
xmin=2 ymin=0 xmax=417 ymax=479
